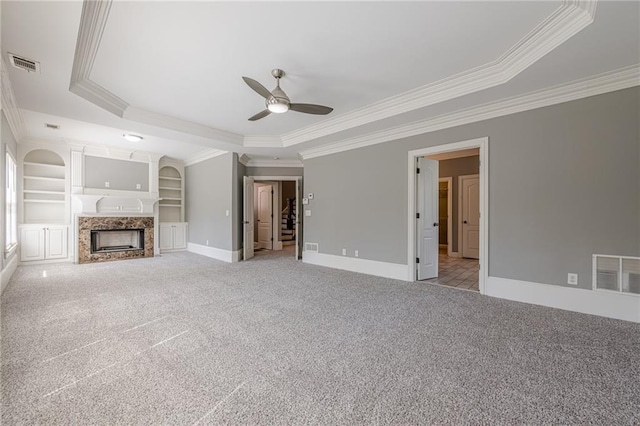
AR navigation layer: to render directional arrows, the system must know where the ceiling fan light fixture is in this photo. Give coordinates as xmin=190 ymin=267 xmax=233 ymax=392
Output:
xmin=267 ymin=100 xmax=289 ymax=114
xmin=123 ymin=134 xmax=143 ymax=142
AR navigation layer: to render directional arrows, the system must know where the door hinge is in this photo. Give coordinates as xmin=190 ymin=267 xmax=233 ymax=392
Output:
xmin=416 ymin=168 xmax=420 ymax=174
xmin=271 ymin=237 xmax=273 ymax=241
xmin=271 ymin=190 xmax=274 ymax=194
xmin=416 ymin=213 xmax=420 ymax=219
xmin=416 ymin=257 xmax=419 ymax=263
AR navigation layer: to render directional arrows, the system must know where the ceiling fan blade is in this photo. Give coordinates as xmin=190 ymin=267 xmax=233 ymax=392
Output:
xmin=289 ymin=103 xmax=334 ymax=115
xmin=242 ymin=77 xmax=273 ymax=100
xmin=248 ymin=109 xmax=271 ymax=121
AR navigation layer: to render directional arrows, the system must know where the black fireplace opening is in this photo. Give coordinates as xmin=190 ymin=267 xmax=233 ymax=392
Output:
xmin=91 ymin=229 xmax=145 ymax=253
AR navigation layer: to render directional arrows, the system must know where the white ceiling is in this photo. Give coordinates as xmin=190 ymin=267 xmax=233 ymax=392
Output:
xmin=1 ymin=1 xmax=638 ymax=162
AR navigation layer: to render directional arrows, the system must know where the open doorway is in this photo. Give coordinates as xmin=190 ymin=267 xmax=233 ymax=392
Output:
xmin=408 ymin=138 xmax=488 ymax=294
xmin=243 ymin=176 xmax=303 ymax=261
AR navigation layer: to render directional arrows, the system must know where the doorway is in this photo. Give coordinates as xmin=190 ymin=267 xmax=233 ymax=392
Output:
xmin=243 ymin=176 xmax=303 ymax=261
xmin=408 ymin=138 xmax=488 ymax=294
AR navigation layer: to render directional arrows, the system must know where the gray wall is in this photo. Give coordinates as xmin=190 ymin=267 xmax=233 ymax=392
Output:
xmin=245 ymin=167 xmax=303 ymax=177
xmin=438 ymin=155 xmax=479 ymax=252
xmin=84 ymin=156 xmax=149 ymax=191
xmin=185 ymin=153 xmax=234 ymax=251
xmin=304 ymin=88 xmax=640 ymax=289
xmin=1 ymin=111 xmax=18 ymax=293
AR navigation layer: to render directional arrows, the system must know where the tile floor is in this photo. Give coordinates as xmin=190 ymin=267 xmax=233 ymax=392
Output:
xmin=425 ymin=248 xmax=479 ymax=292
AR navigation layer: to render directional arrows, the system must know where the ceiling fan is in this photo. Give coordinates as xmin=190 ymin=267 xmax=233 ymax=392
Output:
xmin=242 ymin=69 xmax=333 ymax=121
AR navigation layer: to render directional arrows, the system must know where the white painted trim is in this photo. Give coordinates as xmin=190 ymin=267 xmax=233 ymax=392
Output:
xmin=0 ymin=58 xmax=27 ymax=141
xmin=486 ymin=276 xmax=640 ymax=323
xmin=67 ymin=0 xmax=601 ymax=153
xmin=187 ymin=242 xmax=239 ymax=263
xmin=458 ymin=174 xmax=480 ymax=260
xmin=438 ymin=177 xmax=453 ymax=257
xmin=245 ymin=159 xmax=303 ymax=168
xmin=284 ymin=2 xmax=596 ymax=147
xmin=1 ymin=254 xmax=18 ymax=295
xmin=300 ymin=65 xmax=639 ymax=160
xmin=238 ymin=154 xmax=250 ymax=166
xmin=184 ymin=149 xmax=228 ymax=166
xmin=303 ymin=251 xmax=409 ymax=281
xmin=250 ymin=176 xmax=302 ymax=182
xmin=408 ymin=138 xmax=488 ymax=294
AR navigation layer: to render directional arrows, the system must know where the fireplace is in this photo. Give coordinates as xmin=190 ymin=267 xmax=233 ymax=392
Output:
xmin=78 ymin=216 xmax=154 ymax=263
xmin=91 ymin=229 xmax=145 ymax=253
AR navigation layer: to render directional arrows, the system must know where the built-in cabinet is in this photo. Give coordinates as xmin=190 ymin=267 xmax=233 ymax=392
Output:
xmin=19 ymin=148 xmax=69 ymax=262
xmin=19 ymin=225 xmax=68 ymax=262
xmin=159 ymin=222 xmax=187 ymax=251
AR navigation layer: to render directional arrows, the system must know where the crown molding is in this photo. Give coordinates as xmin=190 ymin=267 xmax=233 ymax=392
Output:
xmin=243 ymin=135 xmax=283 ymax=148
xmin=123 ymin=107 xmax=242 ymax=145
xmin=300 ymin=64 xmax=639 ymax=160
xmin=282 ymin=1 xmax=597 ymax=147
xmin=184 ymin=148 xmax=228 ymax=166
xmin=238 ymin=154 xmax=250 ymax=166
xmin=245 ymin=159 xmax=303 ymax=168
xmin=0 ymin=58 xmax=27 ymax=141
xmin=67 ymin=0 xmax=598 ymax=151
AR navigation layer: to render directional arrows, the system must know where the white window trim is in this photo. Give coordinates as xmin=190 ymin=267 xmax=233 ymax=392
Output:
xmin=5 ymin=150 xmax=18 ymax=256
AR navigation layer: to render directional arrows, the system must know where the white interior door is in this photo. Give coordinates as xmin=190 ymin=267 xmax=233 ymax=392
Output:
xmin=243 ymin=176 xmax=255 ymax=260
xmin=461 ymin=175 xmax=480 ymax=259
xmin=417 ymin=157 xmax=439 ymax=280
xmin=296 ymin=177 xmax=303 ymax=259
xmin=257 ymin=184 xmax=273 ymax=250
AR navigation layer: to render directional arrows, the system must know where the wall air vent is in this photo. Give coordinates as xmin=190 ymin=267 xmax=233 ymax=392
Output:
xmin=8 ymin=53 xmax=40 ymax=73
xmin=45 ymin=123 xmax=60 ymax=130
xmin=305 ymin=242 xmax=319 ymax=253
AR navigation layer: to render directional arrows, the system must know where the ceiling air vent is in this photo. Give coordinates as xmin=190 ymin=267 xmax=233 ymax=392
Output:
xmin=45 ymin=123 xmax=60 ymax=130
xmin=8 ymin=53 xmax=40 ymax=73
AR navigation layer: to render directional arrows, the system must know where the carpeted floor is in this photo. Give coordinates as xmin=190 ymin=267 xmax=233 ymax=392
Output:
xmin=1 ymin=250 xmax=639 ymax=425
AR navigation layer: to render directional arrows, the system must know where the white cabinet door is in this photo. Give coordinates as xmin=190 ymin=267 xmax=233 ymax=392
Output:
xmin=20 ymin=228 xmax=45 ymax=261
xmin=45 ymin=227 xmax=68 ymax=259
xmin=173 ymin=223 xmax=187 ymax=249
xmin=159 ymin=223 xmax=174 ymax=250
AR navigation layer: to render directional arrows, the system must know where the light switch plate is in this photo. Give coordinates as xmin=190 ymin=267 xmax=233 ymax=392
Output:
xmin=136 ymin=183 xmax=141 ymax=189
xmin=567 ymin=273 xmax=578 ymax=285
xmin=105 ymin=182 xmax=110 ymax=188
xmin=305 ymin=210 xmax=311 ymax=217
xmin=302 ymin=198 xmax=309 ymax=205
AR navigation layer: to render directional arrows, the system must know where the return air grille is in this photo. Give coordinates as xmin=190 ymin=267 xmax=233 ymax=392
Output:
xmin=305 ymin=242 xmax=318 ymax=253
xmin=8 ymin=53 xmax=40 ymax=73
xmin=593 ymin=255 xmax=640 ymax=295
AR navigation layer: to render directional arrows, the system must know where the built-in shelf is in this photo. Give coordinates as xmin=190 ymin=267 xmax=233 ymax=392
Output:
xmin=23 ymin=175 xmax=65 ymax=181
xmin=22 ymin=149 xmax=67 ymax=224
xmin=23 ymin=162 xmax=65 ymax=169
xmin=159 ymin=165 xmax=183 ymax=222
xmin=23 ymin=199 xmax=66 ymax=204
xmin=23 ymin=190 xmax=66 ymax=195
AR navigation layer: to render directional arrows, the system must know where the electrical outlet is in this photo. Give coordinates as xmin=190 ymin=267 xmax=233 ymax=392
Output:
xmin=225 ymin=210 xmax=229 ymax=216
xmin=342 ymin=248 xmax=346 ymax=256
xmin=136 ymin=183 xmax=141 ymax=189
xmin=567 ymin=273 xmax=578 ymax=285
xmin=355 ymin=250 xmax=359 ymax=257
xmin=105 ymin=181 xmax=110 ymax=188
xmin=305 ymin=210 xmax=311 ymax=217
xmin=206 ymin=240 xmax=209 ymax=246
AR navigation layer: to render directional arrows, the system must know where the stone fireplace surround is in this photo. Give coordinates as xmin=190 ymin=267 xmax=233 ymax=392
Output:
xmin=78 ymin=216 xmax=154 ymax=264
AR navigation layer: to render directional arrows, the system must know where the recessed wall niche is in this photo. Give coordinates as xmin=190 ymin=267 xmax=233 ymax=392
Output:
xmin=84 ymin=156 xmax=149 ymax=191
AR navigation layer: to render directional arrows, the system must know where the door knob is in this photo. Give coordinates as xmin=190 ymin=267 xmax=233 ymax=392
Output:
xmin=433 ymin=222 xmax=438 ymax=227
xmin=463 ymin=220 xmax=468 ymax=224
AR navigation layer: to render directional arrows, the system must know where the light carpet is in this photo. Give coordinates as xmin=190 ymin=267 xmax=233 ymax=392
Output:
xmin=1 ymin=249 xmax=639 ymax=424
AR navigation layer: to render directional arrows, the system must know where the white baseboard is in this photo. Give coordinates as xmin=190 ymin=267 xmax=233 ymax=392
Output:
xmin=188 ymin=243 xmax=241 ymax=263
xmin=449 ymin=251 xmax=461 ymax=258
xmin=303 ymin=251 xmax=409 ymax=281
xmin=1 ymin=254 xmax=18 ymax=295
xmin=273 ymin=241 xmax=283 ymax=251
xmin=486 ymin=276 xmax=640 ymax=323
